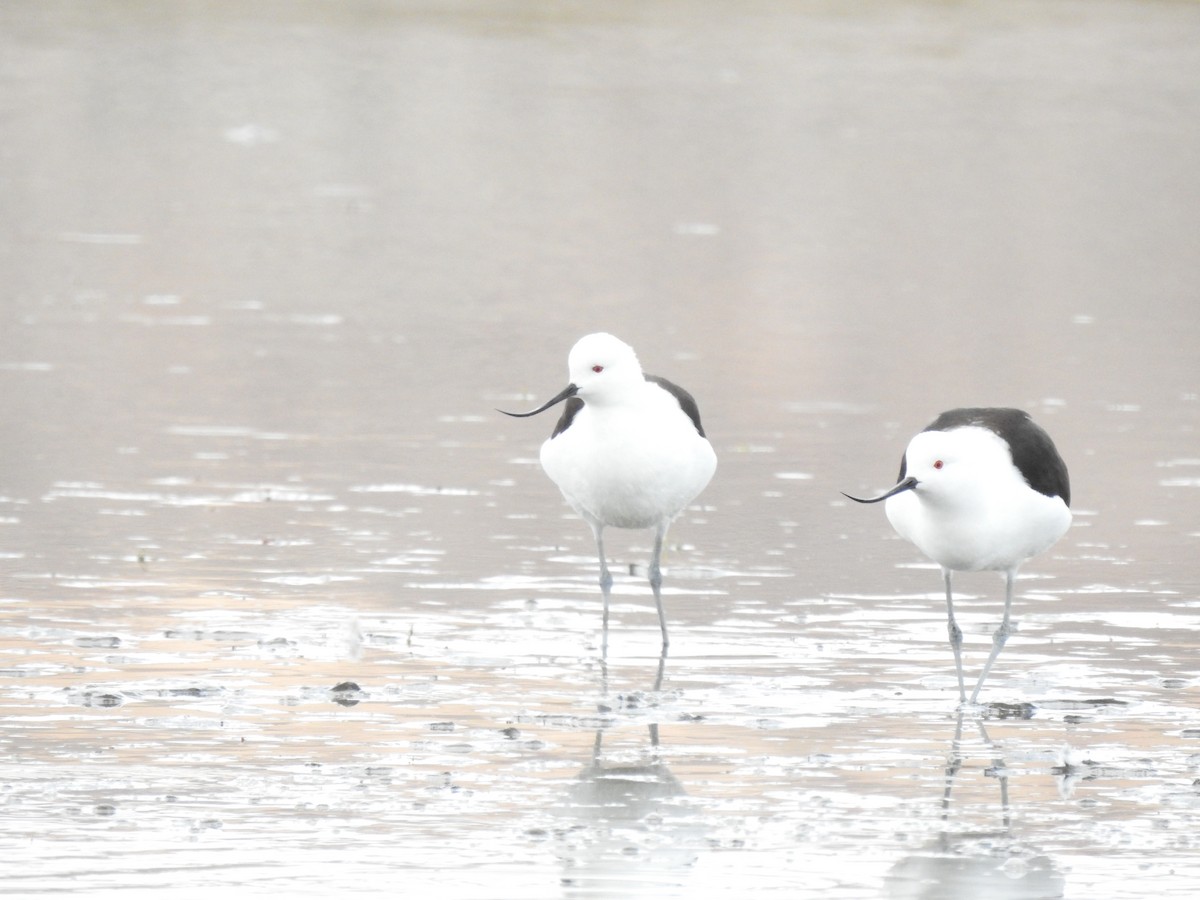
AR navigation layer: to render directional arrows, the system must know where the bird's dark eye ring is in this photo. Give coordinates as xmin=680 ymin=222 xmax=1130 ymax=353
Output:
xmin=933 ymin=460 xmax=944 ymax=470
xmin=592 ymin=365 xmax=603 ymax=373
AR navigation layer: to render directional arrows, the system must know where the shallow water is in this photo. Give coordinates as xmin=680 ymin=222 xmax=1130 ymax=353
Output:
xmin=2 ymin=1 xmax=1199 ymax=897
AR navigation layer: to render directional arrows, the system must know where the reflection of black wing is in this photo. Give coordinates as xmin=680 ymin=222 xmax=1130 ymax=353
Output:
xmin=913 ymin=407 xmax=1071 ymax=505
xmin=645 ymin=374 xmax=706 ymax=437
xmin=550 ymin=397 xmax=584 ymax=438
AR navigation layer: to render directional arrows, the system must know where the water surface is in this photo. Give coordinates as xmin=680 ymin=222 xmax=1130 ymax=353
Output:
xmin=1 ymin=1 xmax=1199 ymax=897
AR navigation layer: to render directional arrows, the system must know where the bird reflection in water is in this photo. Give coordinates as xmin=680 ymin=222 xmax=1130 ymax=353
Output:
xmin=887 ymin=714 xmax=1065 ymax=899
xmin=555 ymin=649 xmax=703 ymax=897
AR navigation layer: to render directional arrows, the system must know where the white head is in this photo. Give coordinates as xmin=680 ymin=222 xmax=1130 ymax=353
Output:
xmin=497 ymin=332 xmax=645 ymax=422
xmin=843 ymin=425 xmax=1020 ymax=510
xmin=898 ymin=426 xmax=1018 ymax=507
xmin=566 ymin=332 xmax=645 ymax=403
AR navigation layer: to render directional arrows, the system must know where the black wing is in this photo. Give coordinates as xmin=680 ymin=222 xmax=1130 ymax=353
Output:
xmin=550 ymin=397 xmax=584 ymax=438
xmin=918 ymin=407 xmax=1070 ymax=505
xmin=645 ymin=374 xmax=707 ymax=437
xmin=547 ymin=374 xmax=708 ymax=440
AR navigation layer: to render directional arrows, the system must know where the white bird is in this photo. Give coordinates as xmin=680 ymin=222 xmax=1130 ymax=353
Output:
xmin=844 ymin=408 xmax=1072 ymax=704
xmin=501 ymin=333 xmax=717 ymax=649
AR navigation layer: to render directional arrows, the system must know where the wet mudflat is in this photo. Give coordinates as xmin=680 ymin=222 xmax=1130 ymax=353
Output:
xmin=2 ymin=1 xmax=1199 ymax=897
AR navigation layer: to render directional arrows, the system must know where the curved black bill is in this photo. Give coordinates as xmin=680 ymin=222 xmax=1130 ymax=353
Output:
xmin=842 ymin=476 xmax=919 ymax=504
xmin=497 ymin=383 xmax=579 ymax=418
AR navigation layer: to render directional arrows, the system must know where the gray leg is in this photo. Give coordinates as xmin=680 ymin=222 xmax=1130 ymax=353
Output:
xmin=649 ymin=647 xmax=667 ymax=749
xmin=971 ymin=568 xmax=1016 ymax=704
xmin=591 ymin=524 xmax=612 ymax=655
xmin=650 ymin=522 xmax=669 ymax=649
xmin=943 ymin=568 xmax=967 ymax=704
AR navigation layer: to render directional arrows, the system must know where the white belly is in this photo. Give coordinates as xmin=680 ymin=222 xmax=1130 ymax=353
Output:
xmin=886 ymin=488 xmax=1071 ymax=573
xmin=540 ymin=406 xmax=716 ymax=530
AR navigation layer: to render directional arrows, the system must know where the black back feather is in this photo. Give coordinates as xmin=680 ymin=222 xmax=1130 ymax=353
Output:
xmin=645 ymin=374 xmax=707 ymax=437
xmin=897 ymin=407 xmax=1069 ymax=505
xmin=550 ymin=397 xmax=583 ymax=438
xmin=548 ymin=374 xmax=707 ymax=439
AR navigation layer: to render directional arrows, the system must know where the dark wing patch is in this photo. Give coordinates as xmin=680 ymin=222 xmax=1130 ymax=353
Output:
xmin=924 ymin=407 xmax=1071 ymax=505
xmin=550 ymin=397 xmax=584 ymax=438
xmin=645 ymin=374 xmax=706 ymax=437
xmin=923 ymin=407 xmax=1025 ymax=435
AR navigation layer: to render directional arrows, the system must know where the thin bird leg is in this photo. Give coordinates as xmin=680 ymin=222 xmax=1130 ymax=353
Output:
xmin=649 ymin=522 xmax=669 ymax=649
xmin=943 ymin=568 xmax=967 ymax=704
xmin=648 ymin=647 xmax=667 ymax=749
xmin=970 ymin=568 xmax=1016 ymax=704
xmin=592 ymin=523 xmax=613 ymax=655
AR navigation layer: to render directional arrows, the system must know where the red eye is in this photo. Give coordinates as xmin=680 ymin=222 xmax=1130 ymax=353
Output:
xmin=933 ymin=459 xmax=944 ymax=470
xmin=592 ymin=365 xmax=604 ymax=373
